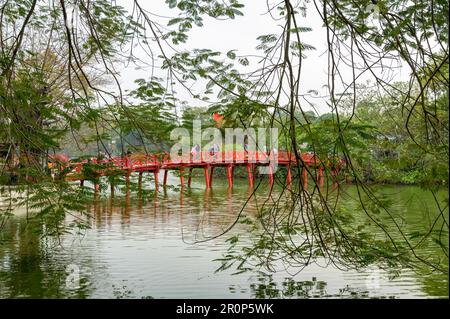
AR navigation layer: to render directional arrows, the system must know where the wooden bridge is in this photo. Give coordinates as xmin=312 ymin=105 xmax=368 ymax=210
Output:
xmin=60 ymin=151 xmax=342 ymax=190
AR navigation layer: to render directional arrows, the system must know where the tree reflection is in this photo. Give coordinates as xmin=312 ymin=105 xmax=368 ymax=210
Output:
xmin=0 ymin=218 xmax=92 ymax=298
xmin=0 ymin=183 xmax=447 ymax=298
xmin=245 ymin=272 xmax=377 ymax=299
xmin=216 ymin=184 xmax=448 ymax=298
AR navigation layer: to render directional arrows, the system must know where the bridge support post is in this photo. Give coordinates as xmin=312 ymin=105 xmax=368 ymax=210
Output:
xmin=302 ymin=167 xmax=308 ymax=188
xmin=138 ymin=172 xmax=143 ymax=188
xmin=163 ymin=170 xmax=168 ymax=187
xmin=330 ymin=168 xmax=338 ymax=187
xmin=210 ymin=166 xmax=215 ymax=188
xmin=80 ymin=180 xmax=84 ymax=187
xmin=246 ymin=163 xmax=254 ymax=188
xmin=318 ymin=166 xmax=324 ymax=188
xmin=187 ymin=168 xmax=193 ymax=187
xmin=154 ymin=170 xmax=159 ymax=189
xmin=204 ymin=166 xmax=211 ymax=189
xmin=226 ymin=164 xmax=234 ymax=188
xmin=286 ymin=165 xmax=292 ymax=187
xmin=125 ymin=170 xmax=131 ymax=187
xmin=179 ymin=167 xmax=185 ymax=187
xmin=268 ymin=164 xmax=274 ymax=185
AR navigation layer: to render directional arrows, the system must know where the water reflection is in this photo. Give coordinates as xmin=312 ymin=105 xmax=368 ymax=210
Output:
xmin=0 ymin=181 xmax=448 ymax=298
xmin=244 ymin=273 xmax=377 ymax=299
xmin=0 ymin=219 xmax=92 ymax=298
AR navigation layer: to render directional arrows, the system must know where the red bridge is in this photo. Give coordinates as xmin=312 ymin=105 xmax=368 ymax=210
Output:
xmin=60 ymin=151 xmax=342 ymax=190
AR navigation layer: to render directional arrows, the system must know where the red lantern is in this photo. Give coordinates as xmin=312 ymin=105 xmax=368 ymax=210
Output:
xmin=213 ymin=113 xmax=224 ymax=122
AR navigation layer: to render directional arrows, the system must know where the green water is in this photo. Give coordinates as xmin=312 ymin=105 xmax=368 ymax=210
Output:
xmin=0 ymin=177 xmax=448 ymax=298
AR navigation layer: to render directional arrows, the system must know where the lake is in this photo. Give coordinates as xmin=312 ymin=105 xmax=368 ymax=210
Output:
xmin=0 ymin=175 xmax=448 ymax=298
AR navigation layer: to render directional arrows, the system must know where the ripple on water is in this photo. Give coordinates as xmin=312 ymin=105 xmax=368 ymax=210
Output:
xmin=0 ymin=183 xmax=448 ymax=298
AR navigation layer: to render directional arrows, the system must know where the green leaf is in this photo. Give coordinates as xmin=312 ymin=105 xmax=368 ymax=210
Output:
xmin=238 ymin=57 xmax=249 ymax=66
xmin=168 ymin=17 xmax=183 ymax=26
xmin=166 ymin=0 xmax=177 ymax=8
xmin=226 ymin=50 xmax=237 ymax=59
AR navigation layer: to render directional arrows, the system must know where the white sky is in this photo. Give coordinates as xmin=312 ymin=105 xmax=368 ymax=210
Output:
xmin=115 ymin=0 xmax=409 ymax=115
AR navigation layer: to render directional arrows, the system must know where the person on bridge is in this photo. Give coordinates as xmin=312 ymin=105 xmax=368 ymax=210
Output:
xmin=243 ymin=138 xmax=249 ymax=153
xmin=209 ymin=143 xmax=220 ymax=160
xmin=191 ymin=144 xmax=201 ymax=161
xmin=270 ymin=146 xmax=278 ymax=161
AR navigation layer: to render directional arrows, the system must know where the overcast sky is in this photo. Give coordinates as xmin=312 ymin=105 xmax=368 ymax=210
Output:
xmin=115 ymin=0 xmax=409 ymax=115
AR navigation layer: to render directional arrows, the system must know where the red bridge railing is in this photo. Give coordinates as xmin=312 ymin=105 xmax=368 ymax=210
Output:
xmin=66 ymin=151 xmax=341 ymax=171
xmin=62 ymin=151 xmax=345 ymax=188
